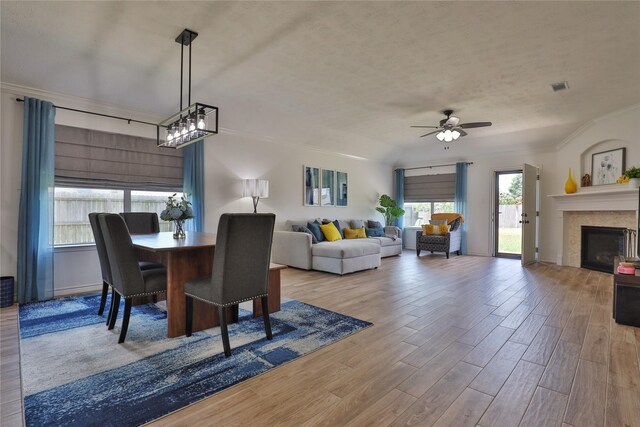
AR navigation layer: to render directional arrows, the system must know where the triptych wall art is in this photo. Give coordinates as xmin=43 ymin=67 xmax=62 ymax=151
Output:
xmin=304 ymin=166 xmax=348 ymax=207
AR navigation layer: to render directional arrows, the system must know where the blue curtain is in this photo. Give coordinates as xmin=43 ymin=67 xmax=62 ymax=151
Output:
xmin=183 ymin=140 xmax=204 ymax=231
xmin=455 ymin=162 xmax=468 ymax=255
xmin=17 ymin=97 xmax=56 ymax=303
xmin=394 ymin=168 xmax=405 ymax=228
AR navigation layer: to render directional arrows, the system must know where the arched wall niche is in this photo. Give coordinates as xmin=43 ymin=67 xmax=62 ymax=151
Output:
xmin=579 ymin=139 xmax=629 ymax=185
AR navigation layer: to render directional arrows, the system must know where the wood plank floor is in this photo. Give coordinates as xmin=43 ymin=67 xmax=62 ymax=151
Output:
xmin=2 ymin=253 xmax=640 ymax=426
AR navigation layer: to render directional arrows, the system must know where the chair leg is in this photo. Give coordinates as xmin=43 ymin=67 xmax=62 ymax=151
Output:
xmin=118 ymin=299 xmax=132 ymax=344
xmin=218 ymin=306 xmax=232 ymax=357
xmin=106 ymin=288 xmax=117 ymax=326
xmin=261 ymin=296 xmax=273 ymax=340
xmin=152 ymin=294 xmax=158 ymax=303
xmin=185 ymin=296 xmax=193 ymax=337
xmin=231 ymin=304 xmax=239 ymax=323
xmin=416 ymin=249 xmax=421 ymax=256
xmin=457 ymin=250 xmax=461 ymax=256
xmin=108 ymin=292 xmax=121 ymax=330
xmin=446 ymin=252 xmax=450 ymax=259
xmin=98 ymin=281 xmax=109 ymax=315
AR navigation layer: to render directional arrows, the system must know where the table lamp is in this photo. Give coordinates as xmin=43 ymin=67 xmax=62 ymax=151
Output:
xmin=242 ymin=179 xmax=269 ymax=213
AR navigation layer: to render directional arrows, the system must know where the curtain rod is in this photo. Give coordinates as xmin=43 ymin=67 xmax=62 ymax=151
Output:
xmin=398 ymin=162 xmax=473 ymax=171
xmin=16 ymin=97 xmax=160 ymax=128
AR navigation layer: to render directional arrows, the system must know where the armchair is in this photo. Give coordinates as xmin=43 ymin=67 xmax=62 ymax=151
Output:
xmin=416 ymin=216 xmax=463 ymax=259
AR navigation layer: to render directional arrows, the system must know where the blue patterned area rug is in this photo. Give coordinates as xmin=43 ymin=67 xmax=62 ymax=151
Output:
xmin=19 ymin=294 xmax=371 ymax=426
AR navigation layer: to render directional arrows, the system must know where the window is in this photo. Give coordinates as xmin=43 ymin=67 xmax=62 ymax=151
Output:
xmin=54 ymin=187 xmax=176 ymax=245
xmin=403 ymin=201 xmax=455 ymax=226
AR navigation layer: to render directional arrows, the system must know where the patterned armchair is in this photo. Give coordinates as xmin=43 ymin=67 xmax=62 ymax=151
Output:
xmin=416 ymin=217 xmax=463 ymax=259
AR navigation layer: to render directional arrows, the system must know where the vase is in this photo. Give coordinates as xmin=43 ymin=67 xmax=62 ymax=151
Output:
xmin=564 ymin=168 xmax=577 ymax=194
xmin=173 ymin=220 xmax=186 ymax=239
xmin=629 ymin=177 xmax=640 ymax=189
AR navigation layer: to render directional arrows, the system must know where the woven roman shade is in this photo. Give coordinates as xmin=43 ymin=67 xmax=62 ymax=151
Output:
xmin=404 ymin=173 xmax=456 ymax=202
xmin=55 ymin=125 xmax=183 ymax=191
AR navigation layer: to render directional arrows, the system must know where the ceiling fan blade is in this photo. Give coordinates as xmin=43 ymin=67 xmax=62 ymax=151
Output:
xmin=420 ymin=130 xmax=441 ymax=137
xmin=456 ymin=129 xmax=468 ymax=137
xmin=459 ymin=121 xmax=492 ymax=129
xmin=410 ymin=125 xmax=439 ymax=128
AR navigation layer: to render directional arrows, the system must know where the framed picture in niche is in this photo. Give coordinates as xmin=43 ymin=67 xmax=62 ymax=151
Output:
xmin=303 ymin=166 xmax=320 ymax=206
xmin=321 ymin=169 xmax=335 ymax=206
xmin=336 ymin=171 xmax=348 ymax=207
xmin=591 ymin=147 xmax=625 ymax=186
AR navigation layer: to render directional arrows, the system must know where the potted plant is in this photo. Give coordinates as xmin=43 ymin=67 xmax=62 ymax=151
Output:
xmin=375 ymin=194 xmax=405 ymax=226
xmin=160 ymin=193 xmax=194 ymax=239
xmin=623 ymin=166 xmax=640 ymax=188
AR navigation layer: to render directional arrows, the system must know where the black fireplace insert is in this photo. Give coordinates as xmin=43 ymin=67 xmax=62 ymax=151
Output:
xmin=581 ymin=226 xmax=627 ymax=273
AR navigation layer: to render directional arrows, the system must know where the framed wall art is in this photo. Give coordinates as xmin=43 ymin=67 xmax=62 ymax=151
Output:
xmin=336 ymin=171 xmax=348 ymax=207
xmin=304 ymin=166 xmax=320 ymax=206
xmin=591 ymin=147 xmax=625 ymax=185
xmin=321 ymin=169 xmax=335 ymax=206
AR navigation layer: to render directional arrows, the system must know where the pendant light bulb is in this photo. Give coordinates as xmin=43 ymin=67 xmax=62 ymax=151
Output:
xmin=436 ymin=132 xmax=445 ymax=141
xmin=451 ymin=130 xmax=461 ymax=140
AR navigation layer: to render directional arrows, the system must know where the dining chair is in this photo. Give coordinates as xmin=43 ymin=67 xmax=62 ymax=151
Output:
xmin=119 ymin=212 xmax=160 ymax=234
xmin=99 ymin=213 xmax=167 ymax=343
xmin=185 ymin=213 xmax=276 ymax=357
xmin=89 ymin=213 xmax=164 ymax=320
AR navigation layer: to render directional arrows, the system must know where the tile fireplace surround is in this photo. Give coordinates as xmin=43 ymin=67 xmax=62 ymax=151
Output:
xmin=549 ymin=186 xmax=638 ymax=267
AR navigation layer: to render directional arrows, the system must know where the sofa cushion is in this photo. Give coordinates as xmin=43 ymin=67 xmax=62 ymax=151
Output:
xmin=369 ymin=236 xmax=402 ymax=247
xmin=344 ymin=227 xmax=366 ymax=239
xmin=291 ymin=224 xmax=318 ymax=244
xmin=365 ymin=227 xmax=385 ymax=237
xmin=320 ymin=222 xmax=342 ymax=242
xmin=307 ymin=221 xmax=325 ymax=242
xmin=350 ymin=219 xmax=366 ymax=229
xmin=312 ymin=240 xmax=380 ymax=259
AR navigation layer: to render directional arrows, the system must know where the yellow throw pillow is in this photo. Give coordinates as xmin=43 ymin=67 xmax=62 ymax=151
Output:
xmin=320 ymin=222 xmax=343 ymax=241
xmin=343 ymin=227 xmax=366 ymax=239
xmin=422 ymin=224 xmax=450 ymax=236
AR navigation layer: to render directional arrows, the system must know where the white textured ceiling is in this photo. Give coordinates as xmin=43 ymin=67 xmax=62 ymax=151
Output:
xmin=1 ymin=1 xmax=639 ymax=164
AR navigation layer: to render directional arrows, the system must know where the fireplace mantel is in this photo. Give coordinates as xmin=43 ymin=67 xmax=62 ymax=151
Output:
xmin=548 ymin=186 xmax=638 ymax=211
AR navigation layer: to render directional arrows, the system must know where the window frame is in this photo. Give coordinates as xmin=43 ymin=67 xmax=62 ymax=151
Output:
xmin=53 ymin=186 xmax=178 ymax=248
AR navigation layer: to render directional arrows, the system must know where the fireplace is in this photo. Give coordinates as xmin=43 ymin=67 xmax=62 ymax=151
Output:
xmin=581 ymin=226 xmax=626 ymax=273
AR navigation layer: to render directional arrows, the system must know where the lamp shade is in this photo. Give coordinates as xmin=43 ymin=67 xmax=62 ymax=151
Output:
xmin=242 ymin=179 xmax=269 ymax=198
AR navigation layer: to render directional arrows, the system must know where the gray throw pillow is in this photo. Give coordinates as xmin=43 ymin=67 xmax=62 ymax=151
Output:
xmin=368 ymin=220 xmax=383 ymax=229
xmin=350 ymin=219 xmax=366 ymax=229
xmin=293 ymin=223 xmax=318 ymax=243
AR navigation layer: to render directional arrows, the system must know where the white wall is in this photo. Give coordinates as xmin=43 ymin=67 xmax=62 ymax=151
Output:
xmin=0 ymin=83 xmax=392 ymax=294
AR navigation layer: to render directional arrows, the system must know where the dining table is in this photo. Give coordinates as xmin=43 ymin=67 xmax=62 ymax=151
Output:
xmin=131 ymin=231 xmax=286 ymax=338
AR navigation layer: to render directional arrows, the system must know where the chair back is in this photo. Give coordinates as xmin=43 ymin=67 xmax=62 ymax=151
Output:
xmin=211 ymin=213 xmax=276 ymax=305
xmin=88 ymin=213 xmax=112 ymax=285
xmin=99 ymin=214 xmax=145 ymax=297
xmin=119 ymin=212 xmax=160 ymax=234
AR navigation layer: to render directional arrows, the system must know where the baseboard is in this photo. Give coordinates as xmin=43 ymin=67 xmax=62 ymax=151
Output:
xmin=54 ymin=283 xmax=102 ymax=298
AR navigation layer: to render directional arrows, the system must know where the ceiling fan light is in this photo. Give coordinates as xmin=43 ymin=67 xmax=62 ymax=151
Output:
xmin=436 ymin=132 xmax=445 ymax=141
xmin=444 ymin=134 xmax=453 ymax=142
xmin=451 ymin=130 xmax=461 ymax=140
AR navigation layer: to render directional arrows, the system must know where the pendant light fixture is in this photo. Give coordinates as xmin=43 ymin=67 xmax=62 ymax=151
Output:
xmin=158 ymin=29 xmax=218 ymax=149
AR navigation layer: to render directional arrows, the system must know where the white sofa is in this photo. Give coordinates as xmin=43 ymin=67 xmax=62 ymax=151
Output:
xmin=272 ymin=220 xmax=402 ymax=275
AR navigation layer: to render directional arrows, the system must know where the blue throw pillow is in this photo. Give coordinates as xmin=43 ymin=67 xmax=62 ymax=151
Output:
xmin=292 ymin=224 xmax=318 ymax=244
xmin=365 ymin=227 xmax=384 ymax=237
xmin=368 ymin=220 xmax=383 ymax=229
xmin=333 ymin=220 xmax=344 ymax=238
xmin=307 ymin=221 xmax=325 ymax=242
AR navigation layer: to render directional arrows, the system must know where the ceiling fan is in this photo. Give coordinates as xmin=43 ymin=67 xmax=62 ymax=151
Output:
xmin=411 ymin=110 xmax=492 ymax=149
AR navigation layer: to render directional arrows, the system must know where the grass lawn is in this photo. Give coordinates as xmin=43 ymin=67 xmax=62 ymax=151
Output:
xmin=498 ymin=227 xmax=521 ymax=254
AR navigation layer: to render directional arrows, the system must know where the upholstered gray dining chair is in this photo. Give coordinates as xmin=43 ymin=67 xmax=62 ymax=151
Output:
xmin=119 ymin=212 xmax=160 ymax=234
xmin=89 ymin=213 xmax=164 ymax=320
xmin=185 ymin=213 xmax=276 ymax=357
xmin=99 ymin=213 xmax=167 ymax=343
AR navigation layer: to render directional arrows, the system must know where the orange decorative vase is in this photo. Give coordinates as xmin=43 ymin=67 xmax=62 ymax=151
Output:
xmin=565 ymin=168 xmax=577 ymax=194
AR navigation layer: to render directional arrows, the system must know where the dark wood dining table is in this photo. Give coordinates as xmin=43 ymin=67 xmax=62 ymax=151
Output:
xmin=131 ymin=232 xmax=286 ymax=338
